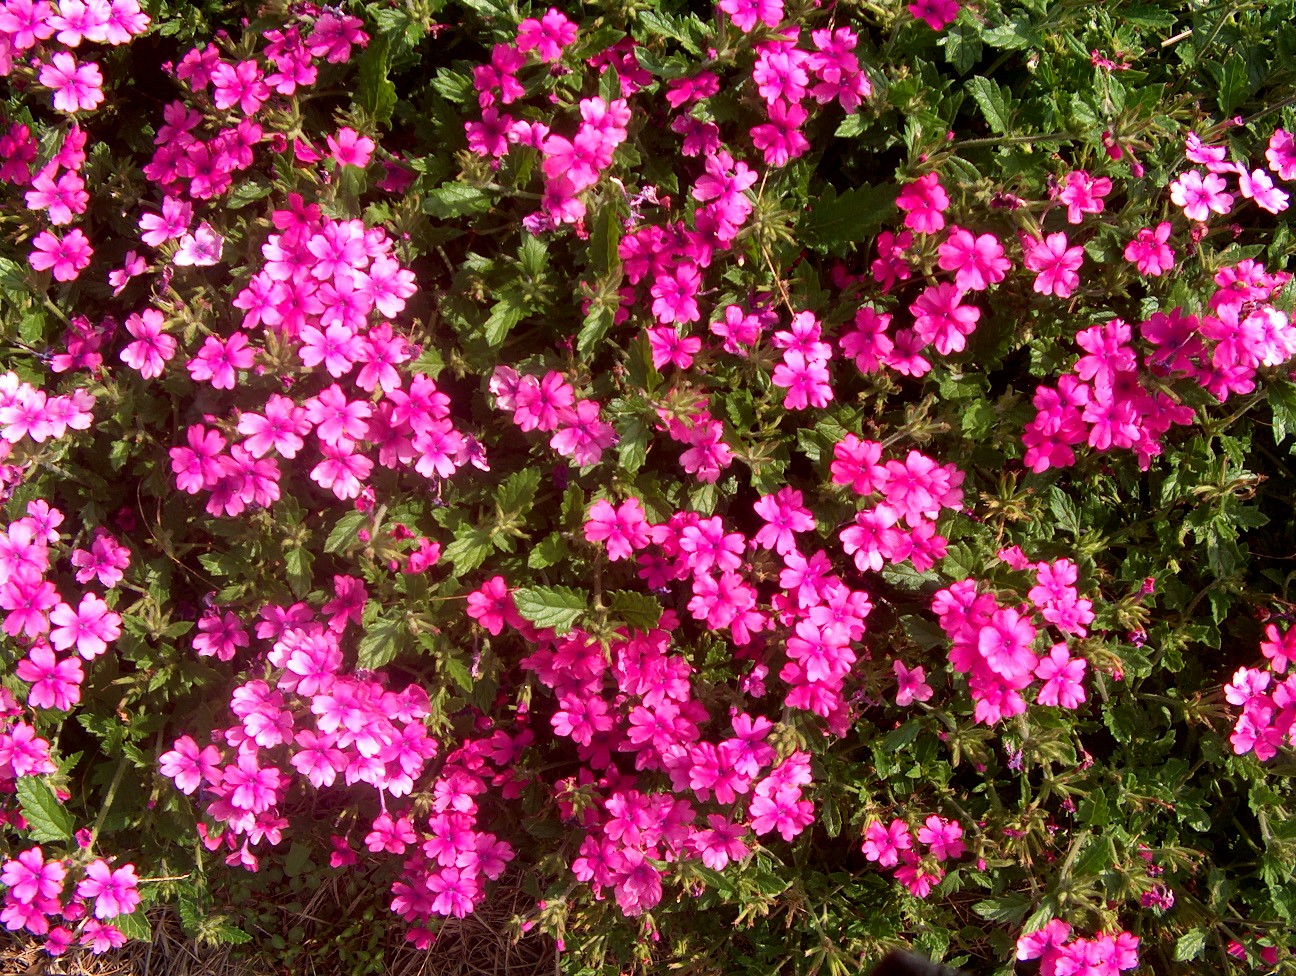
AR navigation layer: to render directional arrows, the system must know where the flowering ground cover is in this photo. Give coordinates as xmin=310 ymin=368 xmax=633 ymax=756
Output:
xmin=3 ymin=0 xmax=1296 ymax=973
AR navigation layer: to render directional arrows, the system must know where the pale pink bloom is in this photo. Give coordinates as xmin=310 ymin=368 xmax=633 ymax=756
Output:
xmin=1267 ymin=128 xmax=1296 ymax=181
xmin=1170 ymin=169 xmax=1234 ymax=221
xmin=48 ymin=593 xmax=121 ymax=659
xmin=38 ymin=52 xmax=104 ymax=112
xmin=173 ymin=222 xmax=224 ymax=267
xmin=76 ymin=860 xmax=140 ymax=919
xmin=120 ymin=309 xmax=176 ymax=379
xmin=1238 ymin=168 xmax=1290 ymax=214
xmin=159 ymin=735 xmax=222 ymax=794
xmin=1034 ymin=644 xmax=1087 ymax=708
xmin=893 ymin=660 xmax=933 ymax=706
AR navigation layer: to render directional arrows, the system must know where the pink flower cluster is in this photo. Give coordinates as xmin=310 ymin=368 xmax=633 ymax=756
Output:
xmin=1169 ymin=130 xmax=1294 ymax=222
xmin=1226 ymin=623 xmax=1296 ymax=760
xmin=1024 ymin=255 xmax=1295 ymax=472
xmin=1017 ymin=920 xmax=1140 ymax=976
xmin=490 ymin=366 xmax=617 ymax=468
xmin=932 ymin=553 xmax=1092 ymax=725
xmin=835 ymin=435 xmax=964 ymax=574
xmin=861 ymin=814 xmax=967 ymax=897
xmin=1 ymin=845 xmax=141 ymax=955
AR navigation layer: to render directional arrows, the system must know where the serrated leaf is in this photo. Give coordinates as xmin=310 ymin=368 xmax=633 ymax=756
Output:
xmin=16 ymin=777 xmax=74 ymax=842
xmin=284 ymin=548 xmax=313 ymax=599
xmin=226 ymin=180 xmax=273 ymax=210
xmin=577 ymin=303 xmax=616 ymax=359
xmin=423 ymin=183 xmax=494 ymax=219
xmin=483 ymin=291 xmax=526 ymax=348
xmin=356 ymin=36 xmax=396 ymax=126
xmin=113 ymin=909 xmax=152 ymax=942
xmin=803 ymin=184 xmax=897 ymax=249
xmin=972 ymin=893 xmax=1032 ymax=924
xmin=616 ymin=416 xmax=650 ymax=476
xmin=496 ymin=467 xmax=543 ymax=516
xmin=443 ymin=526 xmax=494 ymax=573
xmin=357 ymin=613 xmax=406 ymax=670
xmin=324 ymin=511 xmax=368 ymax=554
xmin=606 ymin=590 xmax=662 ymax=632
xmin=966 ymin=76 xmax=1012 ymax=134
xmin=441 ymin=653 xmax=475 ymax=693
xmin=528 ymin=533 xmax=569 ymax=569
xmin=1175 ymin=928 xmax=1207 ymax=962
xmin=513 ymin=585 xmax=588 ymax=634
xmin=940 ymin=19 xmax=981 ymax=75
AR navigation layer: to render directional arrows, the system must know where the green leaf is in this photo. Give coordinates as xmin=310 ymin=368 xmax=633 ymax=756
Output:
xmin=972 ymin=893 xmax=1032 ymax=924
xmin=443 ymin=526 xmax=494 ymax=573
xmin=803 ymin=184 xmax=897 ymax=250
xmin=424 ymin=183 xmax=494 ymax=219
xmin=355 ymin=35 xmax=397 ymax=126
xmin=577 ymin=302 xmax=616 ymax=359
xmin=496 ymin=467 xmax=543 ymax=516
xmin=324 ymin=511 xmax=368 ymax=554
xmin=606 ymin=590 xmax=663 ymax=632
xmin=966 ymin=76 xmax=1012 ymax=134
xmin=226 ymin=179 xmax=273 ymax=210
xmin=283 ymin=840 xmax=312 ymax=878
xmin=16 ymin=777 xmax=74 ymax=842
xmin=513 ymin=585 xmax=588 ymax=634
xmin=440 ymin=653 xmax=475 ymax=694
xmin=1048 ymin=486 xmax=1082 ymax=537
xmin=528 ymin=533 xmax=569 ymax=569
xmin=358 ymin=613 xmax=406 ymax=670
xmin=940 ymin=19 xmax=981 ymax=75
xmin=113 ymin=909 xmax=153 ymax=942
xmin=1175 ymin=928 xmax=1207 ymax=962
xmin=284 ymin=548 xmax=313 ymax=599
xmin=616 ymin=416 xmax=650 ymax=476
xmin=483 ymin=291 xmax=526 ymax=348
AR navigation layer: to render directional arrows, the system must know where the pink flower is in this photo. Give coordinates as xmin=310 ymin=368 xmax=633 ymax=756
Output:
xmin=750 ymin=100 xmax=810 ymax=168
xmin=120 ymin=309 xmax=176 ymax=379
xmin=937 ymin=227 xmax=1011 ymax=291
xmin=1266 ymin=128 xmax=1296 ymax=181
xmin=584 ymin=498 xmax=651 ymax=561
xmin=1124 ymin=222 xmax=1175 ymax=277
xmin=976 ymin=607 xmax=1037 ymax=679
xmin=908 ymin=0 xmax=959 ymax=30
xmin=771 ymin=350 xmax=833 ymax=409
xmin=76 ymin=860 xmax=140 ymax=919
xmin=896 ymin=173 xmax=949 ymax=234
xmin=29 ymin=228 xmax=93 ymax=282
xmin=1170 ymin=169 xmax=1234 ymax=221
xmin=48 ymin=593 xmax=121 ymax=659
xmin=516 ymin=8 xmax=576 ymax=62
xmin=159 ymin=735 xmax=222 ymax=795
xmin=466 ymin=576 xmax=514 ymax=635
xmin=38 ymin=52 xmax=104 ymax=113
xmin=916 ymin=815 xmax=965 ymax=861
xmin=1034 ymin=644 xmax=1087 ymax=708
xmin=15 ymin=645 xmax=83 ymax=711
xmin=718 ymin=0 xmax=783 ymax=32
xmin=173 ymin=222 xmax=224 ymax=267
xmin=861 ymin=819 xmax=912 ymax=867
xmin=893 ymin=660 xmax=933 ymax=706
xmin=327 ymin=127 xmax=375 ymax=168
xmin=211 ymin=59 xmax=269 ymax=115
xmin=1238 ymin=167 xmax=1290 ymax=214
xmin=910 ymin=283 xmax=980 ymax=355
xmin=1057 ymin=170 xmax=1112 ymax=223
xmin=1021 ymin=232 xmax=1084 ymax=298
xmin=1 ymin=847 xmax=66 ymax=905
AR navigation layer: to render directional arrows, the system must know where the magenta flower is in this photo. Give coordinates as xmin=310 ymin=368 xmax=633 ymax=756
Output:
xmin=861 ymin=819 xmax=912 ymax=867
xmin=893 ymin=660 xmax=933 ymax=706
xmin=159 ymin=735 xmax=222 ymax=795
xmin=515 ymin=8 xmax=577 ymax=63
xmin=771 ymin=350 xmax=833 ymax=409
xmin=173 ymin=222 xmax=224 ymax=267
xmin=326 ymin=127 xmax=375 ymax=168
xmin=909 ymin=0 xmax=959 ymax=30
xmin=1021 ymin=232 xmax=1084 ymax=298
xmin=48 ymin=593 xmax=121 ymax=659
xmin=76 ymin=860 xmax=140 ymax=919
xmin=937 ymin=227 xmax=1011 ymax=291
xmin=718 ymin=0 xmax=783 ymax=32
xmin=29 ymin=228 xmax=93 ymax=282
xmin=1034 ymin=644 xmax=1087 ymax=708
xmin=1267 ymin=128 xmax=1296 ymax=180
xmin=910 ymin=282 xmax=980 ymax=356
xmin=896 ymin=172 xmax=949 ymax=234
xmin=584 ymin=498 xmax=651 ymax=561
xmin=1124 ymin=222 xmax=1175 ymax=277
xmin=1 ymin=847 xmax=66 ymax=905
xmin=15 ymin=645 xmax=83 ymax=711
xmin=1056 ymin=170 xmax=1112 ymax=223
xmin=976 ymin=607 xmax=1037 ymax=679
xmin=120 ymin=308 xmax=177 ymax=379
